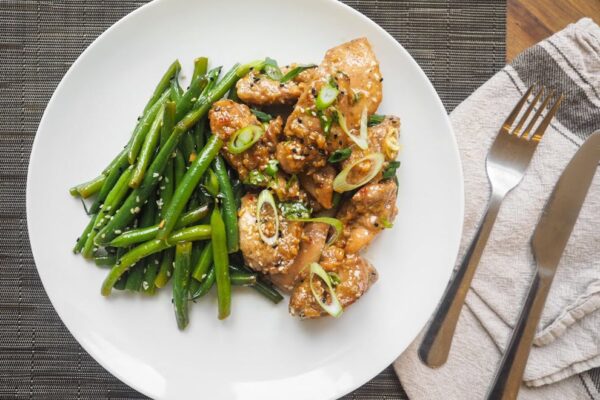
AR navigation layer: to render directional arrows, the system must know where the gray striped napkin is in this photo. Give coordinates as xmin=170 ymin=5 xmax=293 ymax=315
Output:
xmin=394 ymin=18 xmax=600 ymax=400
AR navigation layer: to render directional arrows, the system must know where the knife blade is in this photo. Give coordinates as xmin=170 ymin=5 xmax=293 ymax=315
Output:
xmin=487 ymin=130 xmax=600 ymax=400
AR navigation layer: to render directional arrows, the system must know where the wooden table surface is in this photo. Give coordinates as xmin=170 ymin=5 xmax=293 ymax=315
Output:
xmin=507 ymin=0 xmax=600 ymax=62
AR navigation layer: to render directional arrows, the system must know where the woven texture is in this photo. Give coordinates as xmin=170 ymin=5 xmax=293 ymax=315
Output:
xmin=0 ymin=1 xmax=505 ymax=398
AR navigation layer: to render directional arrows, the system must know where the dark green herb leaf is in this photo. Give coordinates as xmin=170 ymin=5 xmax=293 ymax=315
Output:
xmin=278 ymin=201 xmax=312 ymax=219
xmin=263 ymin=57 xmax=283 ymax=81
xmin=251 ymin=108 xmax=273 ymax=123
xmin=382 ymin=161 xmax=401 ymax=180
xmin=279 ymin=64 xmax=317 ymax=83
xmin=368 ymin=114 xmax=386 ymax=127
xmin=328 ymin=148 xmax=352 ymax=163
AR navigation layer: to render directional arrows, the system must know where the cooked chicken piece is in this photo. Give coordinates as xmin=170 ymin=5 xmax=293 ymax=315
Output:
xmin=337 ymin=179 xmax=398 ymax=254
xmin=270 ymin=221 xmax=330 ymax=292
xmin=238 ymin=193 xmax=304 ymax=275
xmin=289 ymin=247 xmax=378 ymax=319
xmin=208 ymin=99 xmax=281 ymax=180
xmin=299 ymin=165 xmax=336 ymax=209
xmin=277 ymin=38 xmax=383 ymax=175
xmin=236 ymin=64 xmax=316 ymax=106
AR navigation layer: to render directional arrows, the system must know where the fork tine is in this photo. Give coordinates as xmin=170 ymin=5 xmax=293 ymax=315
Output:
xmin=501 ymin=84 xmax=536 ymax=133
xmin=512 ymin=87 xmax=545 ymax=137
xmin=522 ymin=89 xmax=556 ymax=140
xmin=530 ymin=93 xmax=564 ymax=143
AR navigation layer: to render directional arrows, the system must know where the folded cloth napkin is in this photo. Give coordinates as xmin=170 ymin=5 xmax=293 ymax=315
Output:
xmin=394 ymin=18 xmax=600 ymax=400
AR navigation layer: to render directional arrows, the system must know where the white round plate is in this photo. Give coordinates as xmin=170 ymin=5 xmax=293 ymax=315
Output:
xmin=27 ymin=0 xmax=464 ymax=399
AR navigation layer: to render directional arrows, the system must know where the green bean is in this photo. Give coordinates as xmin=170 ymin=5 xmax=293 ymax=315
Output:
xmin=113 ymin=272 xmax=128 ymax=290
xmin=109 ymin=205 xmax=210 ymax=247
xmin=126 ymin=190 xmax=158 ymax=291
xmin=203 ymin=168 xmax=219 ymax=197
xmin=129 ymin=105 xmax=164 ymax=188
xmin=180 ymin=132 xmax=197 ymax=163
xmin=192 ymin=241 xmax=213 ymax=281
xmin=128 ymin=89 xmax=172 ymax=164
xmin=173 ymin=242 xmax=192 ymax=329
xmin=229 ymin=264 xmax=283 ymax=304
xmin=141 ymin=254 xmax=160 ymax=295
xmin=174 ymin=67 xmax=217 ymax=122
xmin=96 ymin=62 xmax=243 ymax=245
xmin=213 ymin=156 xmax=239 ymax=253
xmin=82 ymin=166 xmax=133 ymax=258
xmin=174 ymin=150 xmax=186 ymax=188
xmin=101 ymin=224 xmax=212 ymax=296
xmin=154 ymin=248 xmax=174 ymax=288
xmin=70 ymin=146 xmax=126 ymax=199
xmin=73 ymin=216 xmax=97 ymax=254
xmin=230 ymin=271 xmax=257 ymax=286
xmin=89 ymin=150 xmax=129 ymax=214
xmin=211 ymin=207 xmax=231 ymax=319
xmin=160 ymin=102 xmax=177 ymax=147
xmin=159 ymin=160 xmax=174 ymax=216
xmin=94 ymin=255 xmax=116 ymax=267
xmin=191 ymin=266 xmax=215 ymax=300
xmin=191 ymin=57 xmax=208 ymax=82
xmin=170 ymin=79 xmax=183 ymax=104
xmin=193 ymin=118 xmax=206 ymax=151
xmin=142 ymin=60 xmax=181 ymax=115
xmin=70 ymin=174 xmax=106 ymax=198
xmin=228 ymin=86 xmax=240 ymax=102
xmin=157 ymin=135 xmax=223 ymax=240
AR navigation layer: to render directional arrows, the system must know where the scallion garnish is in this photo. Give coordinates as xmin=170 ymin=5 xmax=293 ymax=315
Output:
xmin=379 ymin=217 xmax=394 ymax=229
xmin=336 ymin=107 xmax=368 ymax=150
xmin=278 ymin=201 xmax=311 ymax=219
xmin=280 ymin=64 xmax=317 ymax=83
xmin=263 ymin=57 xmax=283 ymax=81
xmin=264 ymin=159 xmax=279 ymax=177
xmin=382 ymin=160 xmax=401 ymax=180
xmin=309 ymin=263 xmax=343 ymax=318
xmin=251 ymin=108 xmax=273 ymax=123
xmin=228 ymin=125 xmax=264 ymax=154
xmin=328 ymin=148 xmax=352 ymax=163
xmin=316 ymin=79 xmax=339 ymax=111
xmin=257 ymin=189 xmax=279 ymax=246
xmin=244 ymin=169 xmax=270 ymax=187
xmin=286 ymin=216 xmax=343 ymax=245
xmin=368 ymin=114 xmax=386 ymax=127
xmin=333 ymin=153 xmax=385 ymax=193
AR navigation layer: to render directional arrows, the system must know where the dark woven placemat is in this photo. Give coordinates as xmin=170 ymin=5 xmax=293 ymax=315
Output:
xmin=0 ymin=1 xmax=505 ymax=398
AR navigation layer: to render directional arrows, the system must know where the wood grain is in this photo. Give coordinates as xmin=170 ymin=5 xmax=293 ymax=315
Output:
xmin=507 ymin=0 xmax=600 ymax=62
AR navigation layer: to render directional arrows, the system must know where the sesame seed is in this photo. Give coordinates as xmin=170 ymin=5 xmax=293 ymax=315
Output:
xmin=153 ymin=172 xmax=159 ymax=178
xmin=115 ymin=229 xmax=122 ymax=234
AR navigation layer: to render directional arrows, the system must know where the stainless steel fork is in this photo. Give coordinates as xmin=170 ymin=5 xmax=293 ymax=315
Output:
xmin=418 ymin=85 xmax=564 ymax=368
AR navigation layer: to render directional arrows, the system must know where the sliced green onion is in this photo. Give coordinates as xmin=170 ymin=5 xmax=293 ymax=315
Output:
xmin=287 ymin=217 xmax=342 ymax=245
xmin=383 ymin=133 xmax=400 ymax=160
xmin=328 ymin=272 xmax=342 ymax=286
xmin=279 ymin=64 xmax=317 ymax=83
xmin=235 ymin=60 xmax=266 ymax=78
xmin=264 ymin=159 xmax=279 ymax=177
xmin=380 ymin=217 xmax=394 ymax=229
xmin=244 ymin=169 xmax=270 ymax=187
xmin=251 ymin=108 xmax=273 ymax=122
xmin=382 ymin=160 xmax=401 ymax=180
xmin=328 ymin=148 xmax=352 ymax=163
xmin=278 ymin=201 xmax=311 ymax=219
xmin=228 ymin=125 xmax=264 ymax=154
xmin=368 ymin=114 xmax=386 ymax=127
xmin=257 ymin=189 xmax=279 ymax=246
xmin=309 ymin=262 xmax=343 ymax=318
xmin=318 ymin=111 xmax=333 ymax=135
xmin=336 ymin=108 xmax=368 ymax=150
xmin=333 ymin=153 xmax=385 ymax=193
xmin=263 ymin=57 xmax=283 ymax=81
xmin=316 ymin=80 xmax=339 ymax=111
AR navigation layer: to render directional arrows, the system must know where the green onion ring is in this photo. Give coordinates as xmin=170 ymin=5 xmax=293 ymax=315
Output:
xmin=336 ymin=108 xmax=368 ymax=150
xmin=333 ymin=152 xmax=385 ymax=193
xmin=316 ymin=82 xmax=339 ymax=111
xmin=257 ymin=189 xmax=279 ymax=246
xmin=309 ymin=262 xmax=343 ymax=318
xmin=228 ymin=125 xmax=264 ymax=154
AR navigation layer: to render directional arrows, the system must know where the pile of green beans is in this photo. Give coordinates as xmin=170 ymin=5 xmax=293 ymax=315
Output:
xmin=70 ymin=58 xmax=283 ymax=329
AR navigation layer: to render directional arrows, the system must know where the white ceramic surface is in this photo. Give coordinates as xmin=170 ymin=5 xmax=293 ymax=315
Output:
xmin=27 ymin=0 xmax=464 ymax=399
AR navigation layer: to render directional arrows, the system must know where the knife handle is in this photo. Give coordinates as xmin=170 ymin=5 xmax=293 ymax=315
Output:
xmin=418 ymin=192 xmax=504 ymax=367
xmin=486 ymin=273 xmax=553 ymax=400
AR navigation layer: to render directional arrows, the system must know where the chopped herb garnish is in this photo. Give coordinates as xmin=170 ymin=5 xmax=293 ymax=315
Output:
xmin=368 ymin=114 xmax=386 ymax=127
xmin=263 ymin=57 xmax=283 ymax=81
xmin=244 ymin=169 xmax=270 ymax=187
xmin=251 ymin=108 xmax=273 ymax=123
xmin=328 ymin=148 xmax=352 ymax=163
xmin=382 ymin=161 xmax=401 ymax=180
xmin=318 ymin=110 xmax=333 ymax=135
xmin=279 ymin=64 xmax=317 ymax=83
xmin=316 ymin=78 xmax=339 ymax=110
xmin=278 ymin=201 xmax=312 ymax=219
xmin=265 ymin=159 xmax=279 ymax=177
xmin=328 ymin=272 xmax=342 ymax=286
xmin=379 ymin=217 xmax=394 ymax=229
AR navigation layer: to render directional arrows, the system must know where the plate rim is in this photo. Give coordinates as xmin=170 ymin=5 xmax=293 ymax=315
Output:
xmin=26 ymin=0 xmax=465 ymax=398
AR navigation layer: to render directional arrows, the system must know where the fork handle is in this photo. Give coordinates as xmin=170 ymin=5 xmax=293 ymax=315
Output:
xmin=418 ymin=192 xmax=504 ymax=367
xmin=486 ymin=273 xmax=552 ymax=400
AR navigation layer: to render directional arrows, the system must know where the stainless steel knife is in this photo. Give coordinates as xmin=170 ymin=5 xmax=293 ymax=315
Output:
xmin=486 ymin=131 xmax=600 ymax=400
